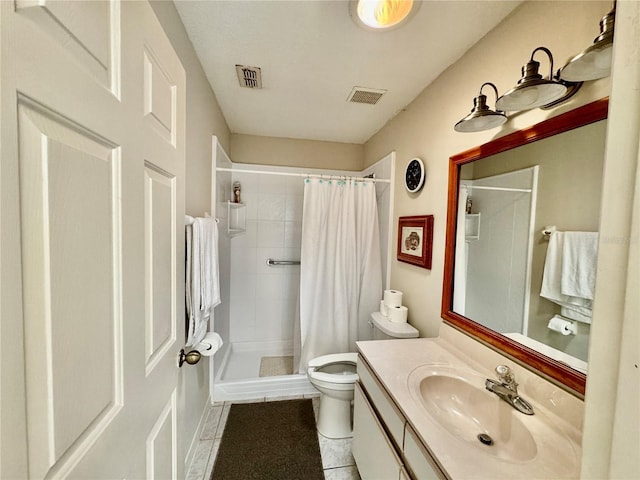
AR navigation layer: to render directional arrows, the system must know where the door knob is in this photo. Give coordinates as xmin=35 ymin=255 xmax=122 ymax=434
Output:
xmin=178 ymin=348 xmax=201 ymax=367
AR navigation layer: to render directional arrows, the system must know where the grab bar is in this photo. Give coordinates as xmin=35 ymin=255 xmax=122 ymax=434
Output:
xmin=266 ymin=258 xmax=301 ymax=266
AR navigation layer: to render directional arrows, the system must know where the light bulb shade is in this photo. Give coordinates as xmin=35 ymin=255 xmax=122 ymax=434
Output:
xmin=352 ymin=0 xmax=418 ymax=30
xmin=496 ymin=53 xmax=568 ymax=111
xmin=454 ymin=91 xmax=507 ymax=133
xmin=560 ymin=43 xmax=613 ymax=81
xmin=454 ymin=110 xmax=507 ymax=133
xmin=559 ymin=5 xmax=615 ymax=81
xmin=496 ymin=81 xmax=567 ymax=111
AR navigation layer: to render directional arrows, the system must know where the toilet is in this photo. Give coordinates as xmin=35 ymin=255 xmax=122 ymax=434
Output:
xmin=307 ymin=311 xmax=419 ymax=438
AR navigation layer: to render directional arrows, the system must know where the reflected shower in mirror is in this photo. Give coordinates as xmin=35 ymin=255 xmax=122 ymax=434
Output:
xmin=454 ymin=167 xmax=538 ymax=341
xmin=442 ymin=98 xmax=609 ymax=395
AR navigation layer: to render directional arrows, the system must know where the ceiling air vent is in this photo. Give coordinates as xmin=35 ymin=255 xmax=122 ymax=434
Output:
xmin=236 ymin=65 xmax=262 ymax=89
xmin=347 ymin=86 xmax=387 ymax=105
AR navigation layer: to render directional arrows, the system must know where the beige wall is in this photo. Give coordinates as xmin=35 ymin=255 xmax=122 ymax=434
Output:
xmin=364 ymin=0 xmax=611 ymax=339
xmin=149 ymin=0 xmax=231 ymax=469
xmin=231 ymin=133 xmax=363 ymax=171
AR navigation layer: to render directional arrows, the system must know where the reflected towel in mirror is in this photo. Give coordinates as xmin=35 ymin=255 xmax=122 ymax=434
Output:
xmin=540 ymin=231 xmax=597 ymax=324
xmin=560 ymin=231 xmax=599 ymax=300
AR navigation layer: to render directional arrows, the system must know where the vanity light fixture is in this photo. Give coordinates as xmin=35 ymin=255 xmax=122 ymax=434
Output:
xmin=559 ymin=2 xmax=616 ymax=82
xmin=496 ymin=47 xmax=581 ymax=112
xmin=454 ymin=82 xmax=507 ymax=133
xmin=349 ymin=0 xmax=420 ymax=31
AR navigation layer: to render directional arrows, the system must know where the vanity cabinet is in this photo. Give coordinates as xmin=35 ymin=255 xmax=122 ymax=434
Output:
xmin=353 ymin=383 xmax=404 ymax=479
xmin=354 ymin=357 xmax=446 ymax=480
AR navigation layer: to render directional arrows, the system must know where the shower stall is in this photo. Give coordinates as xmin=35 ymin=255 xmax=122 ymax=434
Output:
xmin=209 ymin=138 xmax=394 ymax=401
xmin=455 ymin=166 xmax=539 ymax=335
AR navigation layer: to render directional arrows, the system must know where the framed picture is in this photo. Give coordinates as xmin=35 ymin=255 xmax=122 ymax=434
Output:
xmin=397 ymin=215 xmax=434 ymax=269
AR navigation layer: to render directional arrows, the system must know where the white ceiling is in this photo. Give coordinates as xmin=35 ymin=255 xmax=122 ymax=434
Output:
xmin=174 ymin=1 xmax=522 ymax=144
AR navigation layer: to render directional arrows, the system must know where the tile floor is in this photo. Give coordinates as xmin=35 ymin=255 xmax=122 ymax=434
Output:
xmin=186 ymin=394 xmax=361 ymax=480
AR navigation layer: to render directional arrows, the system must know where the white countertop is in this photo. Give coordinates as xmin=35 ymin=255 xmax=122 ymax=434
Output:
xmin=356 ymin=337 xmax=583 ymax=480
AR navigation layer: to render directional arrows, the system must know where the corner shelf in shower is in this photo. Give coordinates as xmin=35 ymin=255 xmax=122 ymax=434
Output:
xmin=227 ymin=201 xmax=246 ymax=237
xmin=465 ymin=212 xmax=481 ymax=241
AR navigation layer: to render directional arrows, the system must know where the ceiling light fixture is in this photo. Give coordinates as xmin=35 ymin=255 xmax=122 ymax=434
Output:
xmin=454 ymin=82 xmax=507 ymax=133
xmin=496 ymin=47 xmax=581 ymax=112
xmin=559 ymin=2 xmax=616 ymax=82
xmin=350 ymin=0 xmax=420 ymax=31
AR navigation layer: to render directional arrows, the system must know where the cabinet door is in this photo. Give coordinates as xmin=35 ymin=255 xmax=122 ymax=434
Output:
xmin=353 ymin=383 xmax=402 ymax=480
xmin=404 ymin=425 xmax=447 ymax=480
xmin=357 ymin=359 xmax=406 ymax=449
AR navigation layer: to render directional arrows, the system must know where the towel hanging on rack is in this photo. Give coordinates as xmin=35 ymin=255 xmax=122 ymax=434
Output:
xmin=540 ymin=231 xmax=597 ymax=324
xmin=186 ymin=217 xmax=221 ymax=346
xmin=560 ymin=231 xmax=598 ymax=300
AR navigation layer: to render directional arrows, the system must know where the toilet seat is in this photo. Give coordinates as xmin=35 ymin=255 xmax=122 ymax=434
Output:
xmin=307 ymin=352 xmax=358 ymax=385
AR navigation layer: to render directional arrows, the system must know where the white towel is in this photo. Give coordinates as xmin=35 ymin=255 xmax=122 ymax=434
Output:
xmin=561 ymin=231 xmax=598 ymax=300
xmin=186 ymin=217 xmax=221 ymax=346
xmin=185 ymin=222 xmax=193 ymax=329
xmin=540 ymin=231 xmax=593 ymax=323
xmin=561 ymin=306 xmax=593 ymax=324
xmin=198 ymin=218 xmax=221 ymax=311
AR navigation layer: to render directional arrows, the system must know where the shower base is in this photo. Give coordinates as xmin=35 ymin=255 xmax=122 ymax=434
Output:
xmin=212 ymin=373 xmax=315 ymax=402
xmin=212 ymin=341 xmax=315 ymax=402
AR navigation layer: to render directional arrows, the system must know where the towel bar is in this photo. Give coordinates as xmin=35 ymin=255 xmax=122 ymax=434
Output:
xmin=184 ymin=215 xmax=219 ymax=227
xmin=266 ymin=258 xmax=301 ymax=266
xmin=542 ymin=225 xmax=557 ymax=239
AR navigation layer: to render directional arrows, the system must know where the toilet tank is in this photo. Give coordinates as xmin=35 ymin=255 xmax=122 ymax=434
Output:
xmin=370 ymin=312 xmax=419 ymax=340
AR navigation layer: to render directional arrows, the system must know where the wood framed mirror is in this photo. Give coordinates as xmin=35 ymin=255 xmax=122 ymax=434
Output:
xmin=442 ymin=98 xmax=609 ymax=396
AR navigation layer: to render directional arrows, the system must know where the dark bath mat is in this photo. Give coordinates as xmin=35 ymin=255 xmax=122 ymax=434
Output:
xmin=211 ymin=399 xmax=324 ymax=480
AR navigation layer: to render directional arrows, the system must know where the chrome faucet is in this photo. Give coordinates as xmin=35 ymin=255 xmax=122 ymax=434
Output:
xmin=485 ymin=365 xmax=534 ymax=415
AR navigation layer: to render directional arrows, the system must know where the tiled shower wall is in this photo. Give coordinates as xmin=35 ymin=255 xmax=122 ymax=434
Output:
xmin=229 ymin=168 xmax=305 ymax=348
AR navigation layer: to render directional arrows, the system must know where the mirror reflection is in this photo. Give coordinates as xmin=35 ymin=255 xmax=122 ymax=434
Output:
xmin=451 ymin=119 xmax=606 ymax=375
xmin=453 ymin=120 xmax=606 ymax=373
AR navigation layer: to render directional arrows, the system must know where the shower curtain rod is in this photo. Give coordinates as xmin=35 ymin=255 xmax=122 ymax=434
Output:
xmin=463 ymin=184 xmax=532 ymax=193
xmin=215 ymin=167 xmax=391 ymax=183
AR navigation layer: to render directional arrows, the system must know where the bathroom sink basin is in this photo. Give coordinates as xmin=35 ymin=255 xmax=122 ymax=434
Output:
xmin=407 ymin=365 xmax=566 ymax=464
xmin=408 ymin=365 xmax=578 ymax=468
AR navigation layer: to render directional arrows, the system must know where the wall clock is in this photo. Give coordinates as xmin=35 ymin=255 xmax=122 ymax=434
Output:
xmin=405 ymin=157 xmax=425 ymax=193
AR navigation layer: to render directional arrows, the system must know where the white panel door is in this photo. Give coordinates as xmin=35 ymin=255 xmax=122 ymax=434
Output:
xmin=0 ymin=1 xmax=185 ymax=478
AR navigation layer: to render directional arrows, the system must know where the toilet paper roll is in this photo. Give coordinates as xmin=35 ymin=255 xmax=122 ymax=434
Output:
xmin=547 ymin=315 xmax=576 ymax=336
xmin=388 ymin=305 xmax=408 ymax=324
xmin=383 ymin=290 xmax=403 ymax=308
xmin=195 ymin=332 xmax=224 ymax=356
xmin=380 ymin=300 xmax=389 ymax=317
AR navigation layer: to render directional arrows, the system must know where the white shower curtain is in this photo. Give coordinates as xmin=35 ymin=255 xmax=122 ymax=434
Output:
xmin=297 ymin=178 xmax=382 ymax=372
